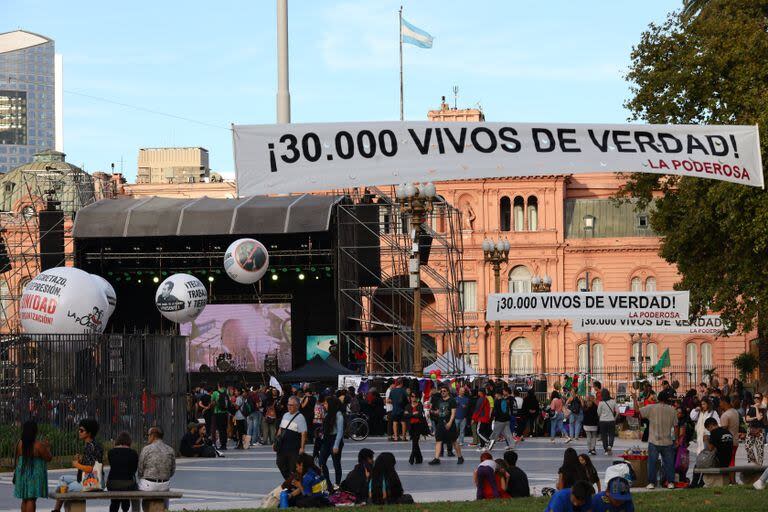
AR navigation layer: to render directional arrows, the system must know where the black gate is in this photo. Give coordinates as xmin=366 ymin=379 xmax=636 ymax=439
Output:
xmin=0 ymin=333 xmax=187 ymax=464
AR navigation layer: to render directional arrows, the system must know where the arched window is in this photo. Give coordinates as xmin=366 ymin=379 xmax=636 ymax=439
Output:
xmin=577 ymin=277 xmax=587 ymax=292
xmin=527 ymin=196 xmax=538 ymax=231
xmin=631 ymin=342 xmax=641 ymax=373
xmin=513 ymin=196 xmax=524 ymax=231
xmin=645 ymin=277 xmax=657 ymax=291
xmin=591 ymin=277 xmax=603 ymax=292
xmin=577 ymin=274 xmax=601 ymax=291
xmin=701 ymin=342 xmax=713 ymax=371
xmin=578 ymin=344 xmax=588 ymax=372
xmin=647 ymin=343 xmax=659 ymax=366
xmin=0 ymin=281 xmax=9 ymax=320
xmin=592 ymin=343 xmax=604 ymax=373
xmin=630 ymin=277 xmax=642 ymax=292
xmin=500 ymin=196 xmax=511 ymax=232
xmin=686 ymin=343 xmax=698 ymax=383
xmin=508 ymin=265 xmax=532 ymax=293
xmin=509 ymin=337 xmax=533 ymax=374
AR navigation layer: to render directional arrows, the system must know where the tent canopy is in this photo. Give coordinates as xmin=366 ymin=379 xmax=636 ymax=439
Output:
xmin=423 ymin=351 xmax=477 ymax=375
xmin=278 ymin=355 xmax=351 ymax=382
xmin=72 ymin=194 xmax=345 ymax=238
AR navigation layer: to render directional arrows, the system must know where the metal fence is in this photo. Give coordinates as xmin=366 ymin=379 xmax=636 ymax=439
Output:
xmin=0 ymin=333 xmax=187 ymax=462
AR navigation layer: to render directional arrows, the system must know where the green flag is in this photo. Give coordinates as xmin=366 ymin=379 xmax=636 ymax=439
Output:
xmin=651 ymin=348 xmax=671 ymax=374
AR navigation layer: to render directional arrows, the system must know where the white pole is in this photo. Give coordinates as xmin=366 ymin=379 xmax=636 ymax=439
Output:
xmin=399 ymin=5 xmax=404 ymax=121
xmin=277 ymin=0 xmax=291 ymax=123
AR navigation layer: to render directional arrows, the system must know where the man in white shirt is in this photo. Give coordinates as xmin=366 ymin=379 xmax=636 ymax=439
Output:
xmin=275 ymin=396 xmax=308 ymax=479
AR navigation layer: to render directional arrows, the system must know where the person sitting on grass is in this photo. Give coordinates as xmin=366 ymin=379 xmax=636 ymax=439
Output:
xmin=474 ymin=452 xmax=501 ymax=499
xmin=288 ymin=453 xmax=330 ymax=508
xmin=369 ymin=452 xmax=413 ymax=504
xmin=339 ymin=448 xmax=374 ymax=503
xmin=590 ymin=477 xmax=634 ymax=512
xmin=544 ymin=480 xmax=595 ymax=512
xmin=503 ymin=450 xmax=530 ymax=498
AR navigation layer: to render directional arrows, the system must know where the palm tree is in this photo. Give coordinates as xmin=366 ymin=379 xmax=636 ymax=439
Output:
xmin=682 ymin=0 xmax=710 ymax=18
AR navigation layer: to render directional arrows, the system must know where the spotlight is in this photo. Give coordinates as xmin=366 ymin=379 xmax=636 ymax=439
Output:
xmin=298 ymin=273 xmax=305 ymax=280
xmin=153 ymin=276 xmax=160 ymax=284
xmin=271 ymin=274 xmax=279 ymax=281
xmin=208 ymin=276 xmax=214 ymax=282
xmin=315 ymin=275 xmax=320 ymax=280
xmin=137 ymin=279 xmax=142 ymax=284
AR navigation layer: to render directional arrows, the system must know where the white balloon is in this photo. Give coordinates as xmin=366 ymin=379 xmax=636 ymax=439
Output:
xmin=155 ymin=273 xmax=207 ymax=323
xmin=20 ymin=267 xmax=109 ymax=336
xmin=91 ymin=274 xmax=117 ymax=319
xmin=223 ymin=238 xmax=269 ymax=284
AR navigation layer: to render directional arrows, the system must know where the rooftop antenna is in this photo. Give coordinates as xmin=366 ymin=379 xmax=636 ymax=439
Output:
xmin=452 ymin=85 xmax=459 ymax=109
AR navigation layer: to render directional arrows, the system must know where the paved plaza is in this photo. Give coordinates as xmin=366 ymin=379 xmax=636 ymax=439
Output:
xmin=3 ymin=435 xmax=746 ymax=511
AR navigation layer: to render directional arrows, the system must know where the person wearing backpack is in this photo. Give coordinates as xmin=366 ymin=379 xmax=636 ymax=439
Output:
xmin=486 ymin=388 xmax=515 ymax=451
xmin=232 ymin=388 xmax=247 ymax=449
xmin=211 ymin=383 xmax=229 ymax=450
xmin=565 ymin=389 xmax=583 ymax=443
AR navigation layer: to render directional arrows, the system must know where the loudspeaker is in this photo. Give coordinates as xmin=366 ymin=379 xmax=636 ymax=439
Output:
xmin=39 ymin=209 xmax=65 ymax=271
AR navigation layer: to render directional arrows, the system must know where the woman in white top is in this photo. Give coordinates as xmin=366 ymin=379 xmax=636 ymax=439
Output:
xmin=689 ymin=397 xmax=719 ymax=454
xmin=596 ymin=389 xmax=618 ymax=455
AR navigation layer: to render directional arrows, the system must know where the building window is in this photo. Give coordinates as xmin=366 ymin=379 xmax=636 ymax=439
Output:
xmin=508 ymin=265 xmax=532 ymax=293
xmin=631 ymin=342 xmax=641 ymax=373
xmin=592 ymin=343 xmax=604 ymax=373
xmin=459 ymin=280 xmax=477 ymax=312
xmin=591 ymin=277 xmax=603 ymax=292
xmin=509 ymin=337 xmax=533 ymax=374
xmin=645 ymin=277 xmax=656 ymax=291
xmin=701 ymin=342 xmax=712 ymax=371
xmin=577 ymin=278 xmax=587 ymax=292
xmin=637 ymin=214 xmax=649 ymax=229
xmin=468 ymin=353 xmax=479 ymax=369
xmin=686 ymin=343 xmax=698 ymax=383
xmin=578 ymin=344 xmax=588 ymax=372
xmin=631 ymin=277 xmax=642 ymax=292
xmin=647 ymin=343 xmax=658 ymax=365
xmin=577 ymin=275 xmax=601 ymax=291
xmin=513 ymin=196 xmax=524 ymax=231
xmin=500 ymin=196 xmax=511 ymax=232
xmin=527 ymin=196 xmax=538 ymax=231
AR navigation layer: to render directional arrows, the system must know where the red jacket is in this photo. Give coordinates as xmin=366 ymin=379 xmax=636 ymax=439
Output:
xmin=472 ymin=396 xmax=491 ymax=423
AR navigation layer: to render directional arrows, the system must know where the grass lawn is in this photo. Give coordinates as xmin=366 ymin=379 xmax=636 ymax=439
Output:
xmin=215 ymin=485 xmax=765 ymax=512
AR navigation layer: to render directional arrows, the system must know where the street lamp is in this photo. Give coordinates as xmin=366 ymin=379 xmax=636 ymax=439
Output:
xmin=395 ymin=182 xmax=437 ymax=376
xmin=460 ymin=326 xmax=480 ymax=367
xmin=532 ymin=275 xmax=552 ymax=379
xmin=483 ymin=237 xmax=510 ymax=376
xmin=630 ymin=333 xmax=651 ymax=377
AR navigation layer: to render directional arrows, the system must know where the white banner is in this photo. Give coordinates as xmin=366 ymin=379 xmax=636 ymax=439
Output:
xmin=571 ymin=315 xmax=729 ymax=334
xmin=232 ymin=122 xmax=763 ymax=195
xmin=486 ymin=291 xmax=689 ymax=321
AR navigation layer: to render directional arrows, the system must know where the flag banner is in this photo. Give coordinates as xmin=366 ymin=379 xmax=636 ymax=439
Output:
xmin=652 ymin=349 xmax=671 ymax=373
xmin=485 ymin=291 xmax=689 ymax=321
xmin=232 ymin=122 xmax=763 ymax=195
xmin=401 ymin=18 xmax=434 ymax=48
xmin=571 ymin=314 xmax=729 ymax=334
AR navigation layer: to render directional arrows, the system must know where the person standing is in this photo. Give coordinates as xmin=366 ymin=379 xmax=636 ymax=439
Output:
xmin=232 ymin=388 xmax=247 ymax=449
xmin=318 ymin=396 xmax=345 ymax=490
xmin=13 ymin=420 xmax=51 ymax=512
xmin=275 ymin=396 xmax=308 ymax=479
xmin=690 ymin=397 xmax=719 ymax=454
xmin=389 ymin=379 xmax=408 ymax=442
xmin=583 ymin=395 xmax=599 ymax=456
xmin=245 ymin=386 xmax=262 ymax=447
xmin=718 ymin=395 xmax=740 ymax=484
xmin=106 ymin=432 xmax=139 ymax=512
xmin=632 ymin=392 xmax=677 ymax=489
xmin=455 ymin=386 xmax=470 ymax=446
xmin=137 ymin=426 xmax=175 ymax=502
xmin=211 ymin=382 xmax=229 ymax=450
xmin=472 ymin=389 xmax=493 ymax=448
xmin=745 ymin=392 xmax=765 ymax=465
xmin=566 ymin=390 xmax=583 ymax=443
xmin=404 ymin=393 xmax=427 ymax=464
xmin=597 ymin=389 xmax=618 ymax=455
xmin=522 ymin=389 xmax=540 ymax=437
xmin=196 ymin=388 xmax=213 ymax=439
xmin=487 ymin=388 xmax=514 ymax=451
xmin=262 ymin=387 xmax=278 ymax=446
xmin=549 ymin=391 xmax=567 ymax=443
xmin=428 ymin=386 xmax=464 ymax=465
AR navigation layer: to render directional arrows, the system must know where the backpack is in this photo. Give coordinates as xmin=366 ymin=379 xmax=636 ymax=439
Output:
xmin=242 ymin=394 xmax=255 ymax=416
xmin=216 ymin=390 xmax=228 ymax=411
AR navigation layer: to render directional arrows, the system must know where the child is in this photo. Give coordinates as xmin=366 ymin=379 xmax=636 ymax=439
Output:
xmin=579 ymin=453 xmax=601 ymax=493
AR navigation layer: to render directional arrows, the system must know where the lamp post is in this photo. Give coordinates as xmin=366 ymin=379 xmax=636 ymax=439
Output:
xmin=395 ymin=182 xmax=436 ymax=376
xmin=460 ymin=326 xmax=480 ymax=369
xmin=531 ymin=275 xmax=553 ymax=378
xmin=482 ymin=237 xmax=510 ymax=376
xmin=630 ymin=332 xmax=651 ymax=377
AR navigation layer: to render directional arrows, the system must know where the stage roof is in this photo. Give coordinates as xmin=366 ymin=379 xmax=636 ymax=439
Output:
xmin=72 ymin=195 xmax=345 ymax=238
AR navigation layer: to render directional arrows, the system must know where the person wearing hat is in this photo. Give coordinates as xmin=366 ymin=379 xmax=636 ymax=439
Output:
xmin=590 ymin=477 xmax=634 ymax=512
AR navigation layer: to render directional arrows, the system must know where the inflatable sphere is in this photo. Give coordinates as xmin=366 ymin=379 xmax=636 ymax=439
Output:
xmin=91 ymin=274 xmax=117 ymax=319
xmin=223 ymin=238 xmax=269 ymax=284
xmin=155 ymin=273 xmax=207 ymax=323
xmin=20 ymin=267 xmax=109 ymax=335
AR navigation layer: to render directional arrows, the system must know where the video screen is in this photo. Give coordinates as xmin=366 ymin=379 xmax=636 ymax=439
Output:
xmin=181 ymin=303 xmax=292 ymax=372
xmin=307 ymin=335 xmax=338 ymax=360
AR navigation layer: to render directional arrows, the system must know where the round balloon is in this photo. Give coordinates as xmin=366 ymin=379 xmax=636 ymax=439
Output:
xmin=223 ymin=238 xmax=269 ymax=284
xmin=20 ymin=267 xmax=109 ymax=335
xmin=155 ymin=273 xmax=207 ymax=323
xmin=91 ymin=274 xmax=117 ymax=318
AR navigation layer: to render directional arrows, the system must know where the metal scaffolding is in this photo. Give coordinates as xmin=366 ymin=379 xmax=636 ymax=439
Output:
xmin=336 ymin=186 xmax=465 ymax=374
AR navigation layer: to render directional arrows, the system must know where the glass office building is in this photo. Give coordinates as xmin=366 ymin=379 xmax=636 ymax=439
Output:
xmin=0 ymin=30 xmax=56 ymax=175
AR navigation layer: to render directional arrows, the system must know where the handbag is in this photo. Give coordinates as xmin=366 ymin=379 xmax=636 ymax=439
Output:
xmin=273 ymin=413 xmax=299 ymax=453
xmin=81 ymin=460 xmax=103 ymax=491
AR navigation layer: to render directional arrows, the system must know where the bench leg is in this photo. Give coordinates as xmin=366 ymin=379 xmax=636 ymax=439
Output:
xmin=142 ymin=499 xmax=167 ymax=512
xmin=703 ymin=474 xmax=727 ymax=487
xmin=63 ymin=501 xmax=86 ymax=512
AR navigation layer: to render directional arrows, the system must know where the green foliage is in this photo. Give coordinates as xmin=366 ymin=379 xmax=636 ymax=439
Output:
xmin=732 ymin=351 xmax=759 ymax=381
xmin=621 ymin=0 xmax=768 ymax=376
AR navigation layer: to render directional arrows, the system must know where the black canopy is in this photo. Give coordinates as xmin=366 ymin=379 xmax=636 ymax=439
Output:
xmin=278 ymin=355 xmax=351 ymax=382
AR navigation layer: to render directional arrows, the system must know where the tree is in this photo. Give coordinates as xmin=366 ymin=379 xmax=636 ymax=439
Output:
xmin=682 ymin=0 xmax=712 ymax=18
xmin=622 ymin=0 xmax=768 ymax=380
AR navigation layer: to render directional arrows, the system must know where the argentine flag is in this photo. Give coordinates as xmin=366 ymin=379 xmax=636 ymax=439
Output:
xmin=401 ymin=18 xmax=434 ymax=48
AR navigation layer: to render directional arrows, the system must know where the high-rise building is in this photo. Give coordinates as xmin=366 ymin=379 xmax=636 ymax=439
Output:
xmin=137 ymin=147 xmax=210 ymax=184
xmin=0 ymin=30 xmax=60 ymax=175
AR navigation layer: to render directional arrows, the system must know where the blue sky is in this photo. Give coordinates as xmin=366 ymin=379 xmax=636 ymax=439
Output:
xmin=5 ymin=0 xmax=677 ymax=181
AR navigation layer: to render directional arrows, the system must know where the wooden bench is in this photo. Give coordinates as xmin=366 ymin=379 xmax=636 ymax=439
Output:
xmin=51 ymin=491 xmax=183 ymax=512
xmin=693 ymin=465 xmax=767 ymax=487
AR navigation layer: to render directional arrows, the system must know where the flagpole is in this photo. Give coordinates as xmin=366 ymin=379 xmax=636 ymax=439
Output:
xmin=399 ymin=5 xmax=404 ymax=121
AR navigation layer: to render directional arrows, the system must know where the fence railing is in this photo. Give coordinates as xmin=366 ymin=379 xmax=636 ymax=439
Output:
xmin=0 ymin=333 xmax=187 ymax=463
